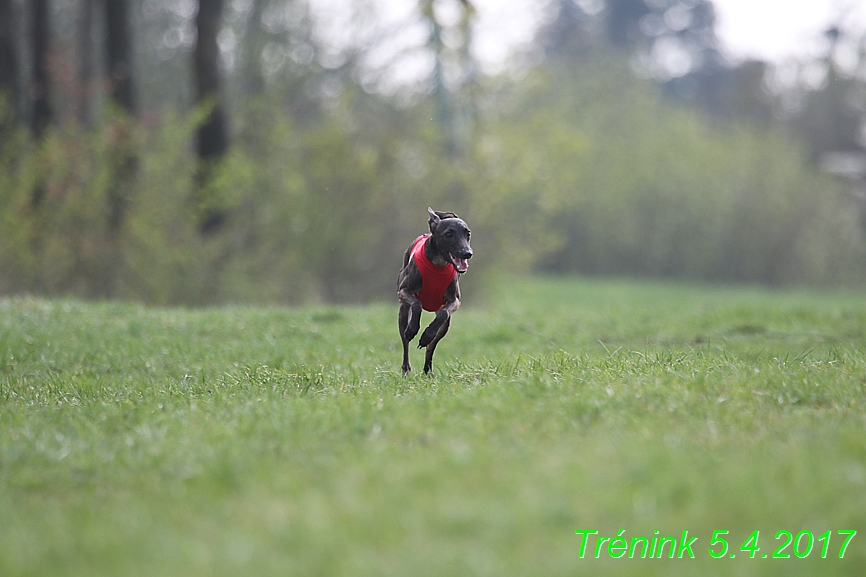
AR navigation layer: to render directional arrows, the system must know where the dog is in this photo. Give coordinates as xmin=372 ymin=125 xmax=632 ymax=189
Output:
xmin=397 ymin=208 xmax=473 ymax=375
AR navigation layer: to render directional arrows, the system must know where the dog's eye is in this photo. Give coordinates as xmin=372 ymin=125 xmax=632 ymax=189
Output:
xmin=445 ymin=230 xmax=453 ymax=238
xmin=466 ymin=231 xmax=471 ymax=239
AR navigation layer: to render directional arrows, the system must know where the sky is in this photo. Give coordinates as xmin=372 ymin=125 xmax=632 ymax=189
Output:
xmin=712 ymin=0 xmax=866 ymax=62
xmin=468 ymin=0 xmax=866 ymax=70
xmin=310 ymin=0 xmax=866 ymax=93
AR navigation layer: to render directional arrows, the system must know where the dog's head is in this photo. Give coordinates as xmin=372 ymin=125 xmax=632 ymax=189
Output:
xmin=428 ymin=207 xmax=472 ymax=273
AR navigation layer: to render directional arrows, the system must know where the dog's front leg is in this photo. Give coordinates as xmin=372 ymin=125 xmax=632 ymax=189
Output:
xmin=418 ymin=285 xmax=460 ymax=349
xmin=418 ymin=303 xmax=458 ymax=349
xmin=419 ymin=294 xmax=459 ymax=374
xmin=422 ymin=316 xmax=451 ymax=373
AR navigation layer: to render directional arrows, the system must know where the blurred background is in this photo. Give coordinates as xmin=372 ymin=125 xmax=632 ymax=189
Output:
xmin=1 ymin=0 xmax=866 ymax=305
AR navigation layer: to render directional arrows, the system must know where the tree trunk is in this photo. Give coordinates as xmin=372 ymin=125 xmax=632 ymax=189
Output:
xmin=241 ymin=0 xmax=266 ymax=97
xmin=101 ymin=0 xmax=138 ymax=297
xmin=194 ymin=0 xmax=229 ymax=234
xmin=30 ymin=0 xmax=51 ymax=139
xmin=77 ymin=0 xmax=95 ymax=126
xmin=0 ymin=0 xmax=20 ymax=129
xmin=421 ymin=0 xmax=476 ymax=158
xmin=103 ymin=0 xmax=137 ymax=231
xmin=104 ymin=0 xmax=135 ymax=114
xmin=29 ymin=0 xmax=51 ymax=209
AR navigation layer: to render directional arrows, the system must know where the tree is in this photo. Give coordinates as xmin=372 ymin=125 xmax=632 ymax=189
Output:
xmin=28 ymin=0 xmax=52 ymax=209
xmin=103 ymin=0 xmax=138 ymax=237
xmin=105 ymin=0 xmax=137 ymax=241
xmin=105 ymin=0 xmax=135 ymax=114
xmin=240 ymin=0 xmax=266 ymax=98
xmin=417 ymin=0 xmax=477 ymax=158
xmin=793 ymin=27 xmax=866 ymax=162
xmin=77 ymin=0 xmax=95 ymax=126
xmin=194 ymin=0 xmax=229 ymax=234
xmin=30 ymin=0 xmax=51 ymax=139
xmin=605 ymin=0 xmax=651 ymax=49
xmin=0 ymin=0 xmax=19 ymax=129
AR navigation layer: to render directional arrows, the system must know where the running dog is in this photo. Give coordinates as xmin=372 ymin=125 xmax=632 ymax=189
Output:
xmin=397 ymin=208 xmax=473 ymax=375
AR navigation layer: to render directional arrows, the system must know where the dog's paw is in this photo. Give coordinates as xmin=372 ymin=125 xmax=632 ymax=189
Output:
xmin=418 ymin=325 xmax=438 ymax=348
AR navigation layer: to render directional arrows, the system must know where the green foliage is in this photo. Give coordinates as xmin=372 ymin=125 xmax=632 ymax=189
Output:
xmin=2 ymin=54 xmax=866 ymax=305
xmin=0 ymin=101 xmax=451 ymax=305
xmin=475 ymin=58 xmax=866 ymax=285
xmin=0 ymin=124 xmax=117 ymax=296
xmin=2 ymin=278 xmax=866 ymax=576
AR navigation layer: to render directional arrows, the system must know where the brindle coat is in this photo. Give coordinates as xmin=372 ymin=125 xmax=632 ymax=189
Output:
xmin=397 ymin=208 xmax=473 ymax=375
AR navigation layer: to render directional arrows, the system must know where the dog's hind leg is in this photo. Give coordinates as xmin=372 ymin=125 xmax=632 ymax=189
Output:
xmin=399 ymin=304 xmax=412 ymax=375
xmin=423 ymin=316 xmax=451 ymax=374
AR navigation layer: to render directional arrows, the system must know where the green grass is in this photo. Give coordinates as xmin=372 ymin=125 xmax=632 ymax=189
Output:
xmin=2 ymin=277 xmax=866 ymax=576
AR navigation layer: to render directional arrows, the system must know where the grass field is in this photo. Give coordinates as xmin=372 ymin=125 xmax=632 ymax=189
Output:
xmin=2 ymin=277 xmax=865 ymax=576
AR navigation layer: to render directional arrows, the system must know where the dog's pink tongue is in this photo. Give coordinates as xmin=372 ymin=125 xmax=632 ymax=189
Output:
xmin=454 ymin=258 xmax=469 ymax=273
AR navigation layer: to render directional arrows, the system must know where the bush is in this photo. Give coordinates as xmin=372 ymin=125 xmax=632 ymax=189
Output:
xmin=1 ymin=64 xmax=864 ymax=306
xmin=471 ymin=60 xmax=866 ymax=286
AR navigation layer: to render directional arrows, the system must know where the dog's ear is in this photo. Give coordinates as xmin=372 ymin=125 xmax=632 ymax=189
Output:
xmin=428 ymin=207 xmax=441 ymax=232
xmin=428 ymin=207 xmax=459 ymax=232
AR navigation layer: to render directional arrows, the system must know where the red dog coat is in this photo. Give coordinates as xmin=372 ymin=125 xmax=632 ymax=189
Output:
xmin=410 ymin=234 xmax=457 ymax=312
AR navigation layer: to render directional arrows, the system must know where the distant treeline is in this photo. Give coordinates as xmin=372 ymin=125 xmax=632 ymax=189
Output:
xmin=1 ymin=0 xmax=865 ymax=304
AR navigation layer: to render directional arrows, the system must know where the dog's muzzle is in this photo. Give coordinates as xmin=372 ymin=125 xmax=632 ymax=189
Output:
xmin=450 ymin=250 xmax=472 ymax=274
